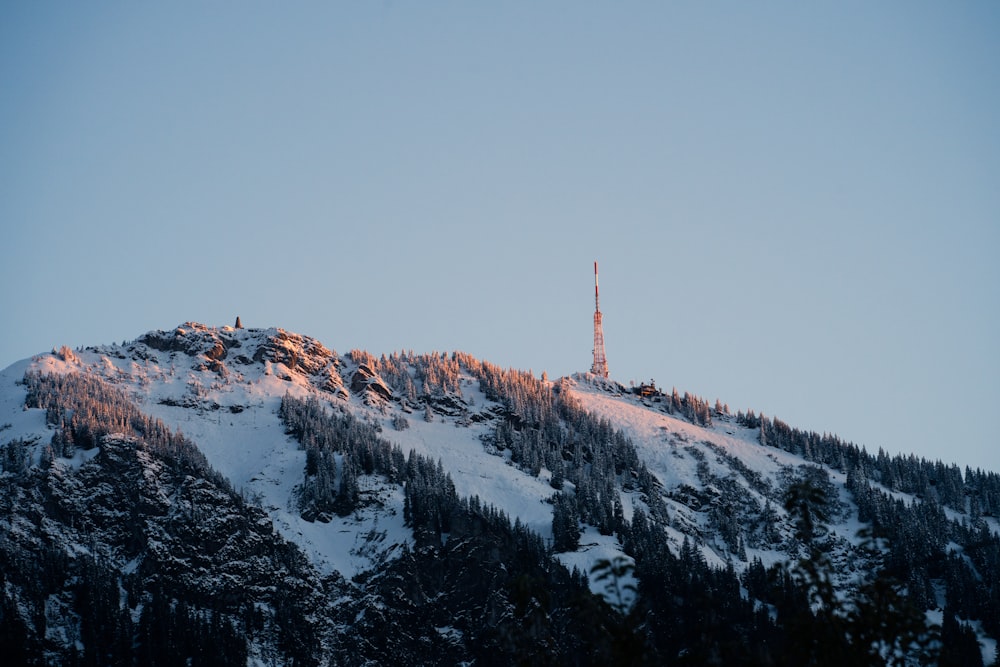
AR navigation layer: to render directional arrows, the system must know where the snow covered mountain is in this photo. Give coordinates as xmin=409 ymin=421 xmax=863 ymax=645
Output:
xmin=1 ymin=322 xmax=997 ymax=665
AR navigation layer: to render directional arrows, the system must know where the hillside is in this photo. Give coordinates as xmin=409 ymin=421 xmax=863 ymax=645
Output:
xmin=0 ymin=322 xmax=997 ymax=665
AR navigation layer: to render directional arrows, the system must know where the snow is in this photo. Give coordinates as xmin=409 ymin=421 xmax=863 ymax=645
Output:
xmin=564 ymin=375 xmax=802 ymax=489
xmin=0 ymin=358 xmax=53 ymax=456
xmin=0 ymin=328 xmax=561 ymax=580
xmin=2 ymin=323 xmax=997 ymax=653
xmin=555 ymin=528 xmax=638 ymax=611
xmin=931 ymin=609 xmax=1000 ymax=667
xmin=0 ymin=334 xmax=880 ymax=584
xmin=385 ymin=411 xmax=557 ymax=538
xmin=269 ymin=481 xmax=411 ymax=579
xmin=980 ymin=631 xmax=997 ymax=666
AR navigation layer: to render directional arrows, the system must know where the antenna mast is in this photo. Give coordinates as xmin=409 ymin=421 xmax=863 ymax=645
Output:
xmin=591 ymin=261 xmax=609 ymax=378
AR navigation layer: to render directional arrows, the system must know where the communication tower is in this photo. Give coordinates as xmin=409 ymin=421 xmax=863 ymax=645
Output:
xmin=591 ymin=261 xmax=609 ymax=378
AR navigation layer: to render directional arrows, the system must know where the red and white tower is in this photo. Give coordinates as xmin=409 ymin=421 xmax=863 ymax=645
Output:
xmin=591 ymin=261 xmax=609 ymax=378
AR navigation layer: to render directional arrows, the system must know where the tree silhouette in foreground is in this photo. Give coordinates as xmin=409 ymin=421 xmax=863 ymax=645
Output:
xmin=589 ymin=556 xmax=649 ymax=666
xmin=781 ymin=475 xmax=939 ymax=667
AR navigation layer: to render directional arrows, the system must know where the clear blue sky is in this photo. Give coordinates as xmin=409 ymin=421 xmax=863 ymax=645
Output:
xmin=2 ymin=3 xmax=998 ymax=472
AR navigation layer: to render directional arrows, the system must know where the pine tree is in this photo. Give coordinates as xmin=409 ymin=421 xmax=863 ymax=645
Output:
xmin=550 ymin=463 xmax=564 ymax=490
xmin=552 ymin=493 xmax=581 ymax=552
xmin=336 ymin=455 xmax=358 ymax=516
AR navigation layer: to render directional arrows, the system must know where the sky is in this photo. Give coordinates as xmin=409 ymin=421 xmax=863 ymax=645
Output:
xmin=2 ymin=2 xmax=998 ymax=472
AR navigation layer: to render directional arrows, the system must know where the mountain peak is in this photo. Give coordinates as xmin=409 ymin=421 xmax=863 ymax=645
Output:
xmin=1 ymin=322 xmax=997 ymax=665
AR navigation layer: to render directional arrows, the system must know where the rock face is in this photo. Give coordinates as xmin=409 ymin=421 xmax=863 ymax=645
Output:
xmin=350 ymin=364 xmax=393 ymax=402
xmin=139 ymin=322 xmax=238 ymax=356
xmin=135 ymin=322 xmax=346 ymax=392
xmin=0 ymin=434 xmax=342 ymax=666
xmin=251 ymin=329 xmax=340 ymax=378
xmin=136 ymin=323 xmax=240 ymax=376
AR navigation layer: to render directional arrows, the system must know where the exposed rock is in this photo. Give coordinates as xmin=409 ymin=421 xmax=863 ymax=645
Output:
xmin=251 ymin=330 xmax=334 ymax=376
xmin=138 ymin=323 xmax=240 ymax=362
xmin=426 ymin=393 xmax=469 ymax=417
xmin=350 ymin=364 xmax=393 ymax=402
xmin=321 ymin=367 xmax=348 ymax=399
xmin=204 ymin=341 xmax=227 ymax=361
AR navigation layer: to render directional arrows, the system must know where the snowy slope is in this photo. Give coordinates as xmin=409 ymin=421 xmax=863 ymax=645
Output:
xmin=0 ymin=324 xmax=944 ymax=579
xmin=562 ymin=375 xmax=825 ymax=571
xmin=2 ymin=322 xmax=997 ymax=663
xmin=1 ymin=325 xmax=566 ymax=583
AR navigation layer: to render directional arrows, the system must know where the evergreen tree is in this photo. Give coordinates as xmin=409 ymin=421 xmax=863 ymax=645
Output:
xmin=782 ymin=476 xmax=939 ymax=666
xmin=552 ymin=492 xmax=581 ymax=552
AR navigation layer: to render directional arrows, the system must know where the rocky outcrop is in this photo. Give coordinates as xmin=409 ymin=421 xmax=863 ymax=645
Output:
xmin=350 ymin=364 xmax=393 ymax=402
xmin=251 ymin=330 xmax=336 ymax=376
xmin=134 ymin=324 xmax=347 ymax=391
xmin=0 ymin=433 xmax=343 ymax=665
xmin=138 ymin=323 xmax=241 ymax=367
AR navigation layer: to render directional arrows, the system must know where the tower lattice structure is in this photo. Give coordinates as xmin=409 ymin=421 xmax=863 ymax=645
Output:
xmin=591 ymin=261 xmax=609 ymax=378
